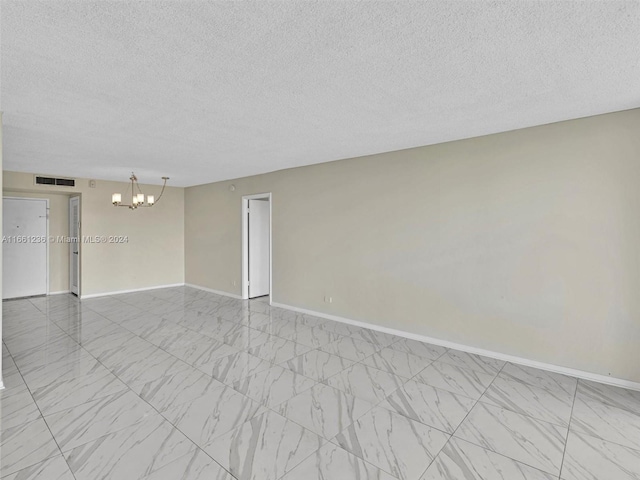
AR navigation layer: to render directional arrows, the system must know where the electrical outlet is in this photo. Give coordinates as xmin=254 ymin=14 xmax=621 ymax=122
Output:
xmin=324 ymin=296 xmax=332 ymax=303
xmin=232 ymin=280 xmax=237 ymax=286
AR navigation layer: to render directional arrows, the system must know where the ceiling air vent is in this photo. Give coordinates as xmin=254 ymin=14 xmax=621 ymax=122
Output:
xmin=34 ymin=175 xmax=76 ymax=187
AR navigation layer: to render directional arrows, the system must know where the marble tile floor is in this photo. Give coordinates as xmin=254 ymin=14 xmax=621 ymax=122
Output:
xmin=1 ymin=287 xmax=640 ymax=479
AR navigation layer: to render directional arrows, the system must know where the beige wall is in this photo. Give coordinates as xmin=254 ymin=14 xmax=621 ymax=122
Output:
xmin=186 ymin=108 xmax=640 ymax=383
xmin=3 ymin=191 xmax=71 ymax=293
xmin=3 ymin=172 xmax=185 ymax=297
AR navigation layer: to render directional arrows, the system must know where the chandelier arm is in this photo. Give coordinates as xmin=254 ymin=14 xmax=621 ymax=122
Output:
xmin=153 ymin=177 xmax=169 ymax=204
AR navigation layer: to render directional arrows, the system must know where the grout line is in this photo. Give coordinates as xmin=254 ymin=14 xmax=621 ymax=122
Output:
xmin=54 ymin=309 xmax=239 ymax=479
xmin=362 ymin=346 xmax=452 ymax=479
xmin=449 ymin=360 xmax=501 ymax=432
xmin=558 ymin=379 xmax=579 ymax=480
xmin=5 ymin=300 xmax=436 ymax=480
xmin=3 ymin=308 xmax=80 ymax=480
xmin=75 ymin=359 xmax=237 ymax=479
xmin=8 ymin=295 xmax=239 ymax=479
xmin=75 ymin=292 xmax=363 ymax=477
xmin=82 ymin=288 xmax=640 ymax=464
xmin=447 ymin=362 xmax=504 ymax=443
xmin=411 ymin=357 xmax=504 ymax=479
xmin=113 ymin=293 xmax=412 ymax=478
xmin=442 ymin=361 xmax=566 ymax=477
xmin=8 ymin=288 xmax=632 ymax=480
xmin=285 ymin=339 xmax=454 ymax=479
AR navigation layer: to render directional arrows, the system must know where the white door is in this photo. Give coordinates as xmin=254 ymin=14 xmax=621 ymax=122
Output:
xmin=3 ymin=198 xmax=48 ymax=299
xmin=69 ymin=196 xmax=80 ymax=296
xmin=248 ymin=199 xmax=270 ymax=298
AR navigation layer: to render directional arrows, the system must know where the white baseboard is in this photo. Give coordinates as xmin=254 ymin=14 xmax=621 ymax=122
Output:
xmin=74 ymin=280 xmax=640 ymax=392
xmin=80 ymin=283 xmax=185 ymax=300
xmin=49 ymin=290 xmax=71 ymax=295
xmin=185 ymin=283 xmax=243 ymax=300
xmin=272 ymin=301 xmax=640 ymax=392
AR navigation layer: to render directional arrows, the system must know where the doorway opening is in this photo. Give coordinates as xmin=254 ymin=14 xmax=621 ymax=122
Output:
xmin=2 ymin=193 xmax=81 ymax=300
xmin=69 ymin=196 xmax=81 ymax=296
xmin=241 ymin=193 xmax=272 ymax=302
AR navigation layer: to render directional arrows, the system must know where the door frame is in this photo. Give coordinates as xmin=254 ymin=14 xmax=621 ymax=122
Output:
xmin=3 ymin=196 xmax=50 ymax=297
xmin=69 ymin=196 xmax=81 ymax=297
xmin=241 ymin=193 xmax=272 ymax=303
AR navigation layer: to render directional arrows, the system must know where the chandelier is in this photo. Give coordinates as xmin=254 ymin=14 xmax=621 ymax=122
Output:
xmin=112 ymin=173 xmax=169 ymax=209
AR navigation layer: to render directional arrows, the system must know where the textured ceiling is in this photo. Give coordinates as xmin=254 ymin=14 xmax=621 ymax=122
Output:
xmin=1 ymin=1 xmax=639 ymax=187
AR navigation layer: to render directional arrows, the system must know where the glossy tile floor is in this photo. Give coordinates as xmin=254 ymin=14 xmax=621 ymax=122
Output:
xmin=2 ymin=287 xmax=640 ymax=480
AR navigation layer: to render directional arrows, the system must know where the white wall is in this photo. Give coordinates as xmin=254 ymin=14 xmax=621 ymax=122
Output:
xmin=3 ymin=191 xmax=71 ymax=293
xmin=185 ymin=108 xmax=640 ymax=384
